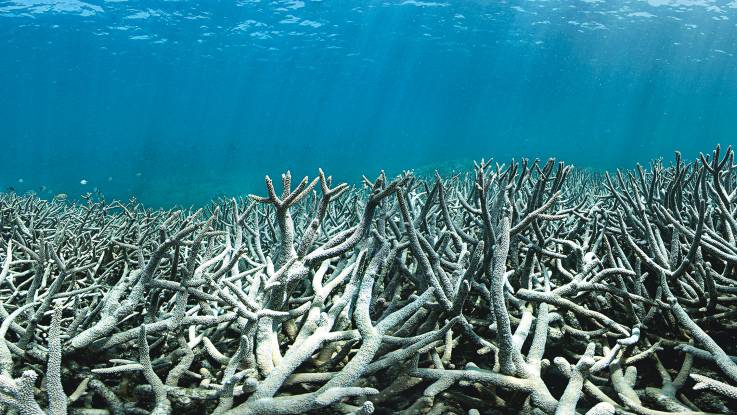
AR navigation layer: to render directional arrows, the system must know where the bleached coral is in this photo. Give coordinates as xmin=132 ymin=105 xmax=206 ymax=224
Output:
xmin=0 ymin=148 xmax=737 ymax=414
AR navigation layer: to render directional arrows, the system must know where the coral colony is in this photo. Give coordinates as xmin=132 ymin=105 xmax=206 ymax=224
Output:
xmin=3 ymin=146 xmax=737 ymax=415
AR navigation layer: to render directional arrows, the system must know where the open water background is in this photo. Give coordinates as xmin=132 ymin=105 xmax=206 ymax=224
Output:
xmin=1 ymin=0 xmax=736 ymax=206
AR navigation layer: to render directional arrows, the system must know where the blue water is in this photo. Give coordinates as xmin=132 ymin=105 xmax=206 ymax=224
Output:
xmin=1 ymin=0 xmax=736 ymax=207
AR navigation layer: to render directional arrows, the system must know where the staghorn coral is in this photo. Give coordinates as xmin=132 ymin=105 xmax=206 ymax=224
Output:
xmin=1 ymin=148 xmax=737 ymax=414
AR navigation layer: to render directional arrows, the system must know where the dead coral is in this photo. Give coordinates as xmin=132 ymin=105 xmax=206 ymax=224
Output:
xmin=1 ymin=148 xmax=737 ymax=414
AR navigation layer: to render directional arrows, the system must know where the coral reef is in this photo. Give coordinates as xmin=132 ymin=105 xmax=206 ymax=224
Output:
xmin=1 ymin=147 xmax=737 ymax=414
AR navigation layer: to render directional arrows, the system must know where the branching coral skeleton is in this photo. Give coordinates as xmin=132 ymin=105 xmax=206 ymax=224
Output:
xmin=1 ymin=147 xmax=737 ymax=414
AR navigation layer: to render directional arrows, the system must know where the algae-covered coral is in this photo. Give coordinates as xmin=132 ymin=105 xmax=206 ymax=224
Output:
xmin=2 ymin=148 xmax=737 ymax=414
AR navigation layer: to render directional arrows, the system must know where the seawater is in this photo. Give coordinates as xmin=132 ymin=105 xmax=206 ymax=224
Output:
xmin=1 ymin=0 xmax=735 ymax=207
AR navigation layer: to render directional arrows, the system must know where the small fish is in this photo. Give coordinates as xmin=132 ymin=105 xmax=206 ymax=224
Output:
xmin=53 ymin=193 xmax=68 ymax=201
xmin=80 ymin=179 xmax=88 ymax=185
xmin=39 ymin=185 xmax=47 ymax=192
xmin=107 ymin=176 xmax=113 ymax=181
xmin=17 ymin=178 xmax=24 ymax=183
xmin=135 ymin=172 xmax=142 ymax=177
